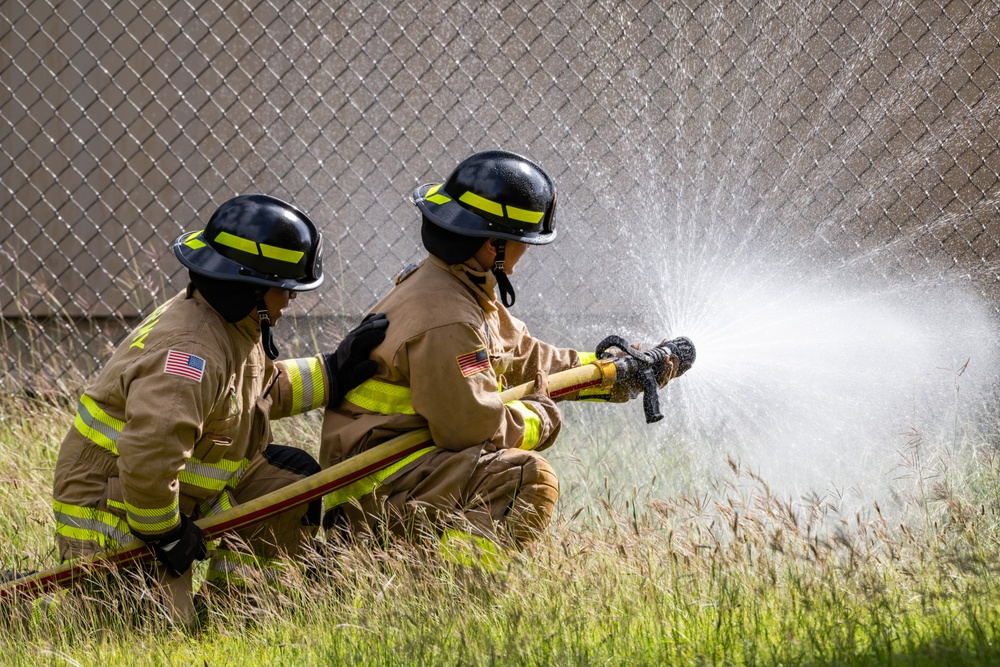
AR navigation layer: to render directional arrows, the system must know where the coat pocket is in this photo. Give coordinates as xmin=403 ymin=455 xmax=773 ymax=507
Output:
xmin=248 ymin=395 xmax=274 ymax=453
xmin=102 ymin=476 xmax=127 ymax=521
xmin=192 ymin=434 xmax=233 ymax=464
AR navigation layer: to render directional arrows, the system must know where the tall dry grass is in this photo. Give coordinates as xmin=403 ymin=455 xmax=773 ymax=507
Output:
xmin=2 ymin=394 xmax=1000 ymax=665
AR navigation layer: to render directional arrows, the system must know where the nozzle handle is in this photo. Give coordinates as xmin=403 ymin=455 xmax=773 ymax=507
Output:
xmin=639 ymin=367 xmax=664 ymax=423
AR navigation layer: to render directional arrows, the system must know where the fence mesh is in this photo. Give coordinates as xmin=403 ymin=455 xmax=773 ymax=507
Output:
xmin=3 ymin=0 xmax=999 ymax=394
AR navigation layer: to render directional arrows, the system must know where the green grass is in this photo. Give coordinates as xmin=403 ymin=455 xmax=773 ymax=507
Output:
xmin=3 ymin=394 xmax=1000 ymax=666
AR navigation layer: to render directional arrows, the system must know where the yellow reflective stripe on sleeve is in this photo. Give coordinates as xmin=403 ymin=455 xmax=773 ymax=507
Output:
xmin=260 ymin=243 xmax=304 ymax=264
xmin=179 ymin=457 xmax=249 ymax=493
xmin=505 ymin=205 xmax=543 ymax=224
xmin=426 ymin=184 xmax=451 ymax=205
xmin=459 ymin=191 xmax=503 ymax=217
xmin=577 ymin=351 xmax=598 ymax=365
xmin=213 ymin=231 xmax=258 ymax=255
xmin=124 ymin=498 xmax=180 ymax=533
xmin=285 ymin=356 xmax=326 ymax=414
xmin=506 ymin=399 xmax=541 ymax=450
xmin=53 ymin=500 xmax=132 ymax=548
xmin=324 ymin=446 xmax=435 ymax=510
xmin=345 ymin=379 xmax=416 ymax=415
xmin=73 ymin=394 xmax=123 ymax=455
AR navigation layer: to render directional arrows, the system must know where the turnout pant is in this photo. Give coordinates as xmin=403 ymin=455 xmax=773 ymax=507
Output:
xmin=332 ymin=447 xmax=560 ymax=549
xmin=55 ymin=444 xmax=320 ymax=624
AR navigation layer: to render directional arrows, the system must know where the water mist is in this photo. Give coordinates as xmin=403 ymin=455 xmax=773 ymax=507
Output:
xmin=571 ymin=194 xmax=1000 ymax=519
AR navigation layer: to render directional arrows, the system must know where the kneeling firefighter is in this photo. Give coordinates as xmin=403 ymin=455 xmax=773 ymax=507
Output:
xmin=320 ymin=150 xmax=694 ymax=556
xmin=51 ymin=194 xmax=387 ymax=623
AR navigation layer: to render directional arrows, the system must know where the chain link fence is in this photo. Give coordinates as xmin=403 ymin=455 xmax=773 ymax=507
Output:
xmin=3 ymin=0 xmax=999 ymax=395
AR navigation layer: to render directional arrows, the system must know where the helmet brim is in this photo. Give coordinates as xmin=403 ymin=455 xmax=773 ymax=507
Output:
xmin=173 ymin=232 xmax=324 ymax=291
xmin=413 ymin=183 xmax=556 ymax=246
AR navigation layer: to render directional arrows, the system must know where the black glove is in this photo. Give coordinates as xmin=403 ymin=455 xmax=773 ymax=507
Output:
xmin=323 ymin=312 xmax=389 ymax=408
xmin=135 ymin=513 xmax=207 ymax=578
xmin=663 ymin=336 xmax=696 ymax=377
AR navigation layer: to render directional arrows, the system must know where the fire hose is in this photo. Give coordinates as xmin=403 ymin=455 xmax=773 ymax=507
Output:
xmin=0 ymin=335 xmax=693 ymax=600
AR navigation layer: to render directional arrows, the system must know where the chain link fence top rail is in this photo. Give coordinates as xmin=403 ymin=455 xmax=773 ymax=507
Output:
xmin=2 ymin=0 xmax=999 ymax=394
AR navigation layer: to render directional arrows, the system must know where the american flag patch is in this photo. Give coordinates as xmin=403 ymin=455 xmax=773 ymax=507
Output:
xmin=163 ymin=350 xmax=206 ymax=382
xmin=456 ymin=348 xmax=490 ymax=377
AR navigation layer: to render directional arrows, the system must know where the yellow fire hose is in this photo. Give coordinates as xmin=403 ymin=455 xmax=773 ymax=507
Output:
xmin=1 ymin=359 xmax=620 ymax=601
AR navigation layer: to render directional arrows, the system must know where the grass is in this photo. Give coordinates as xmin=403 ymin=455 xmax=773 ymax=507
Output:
xmin=2 ymin=394 xmax=1000 ymax=666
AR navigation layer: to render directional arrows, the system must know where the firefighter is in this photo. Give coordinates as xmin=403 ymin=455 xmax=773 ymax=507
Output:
xmin=51 ymin=194 xmax=387 ymax=624
xmin=320 ymin=150 xmax=692 ymax=555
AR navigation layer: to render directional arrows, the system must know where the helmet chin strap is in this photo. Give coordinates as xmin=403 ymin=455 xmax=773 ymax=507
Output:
xmin=255 ymin=290 xmax=280 ymax=360
xmin=492 ymin=239 xmax=516 ymax=308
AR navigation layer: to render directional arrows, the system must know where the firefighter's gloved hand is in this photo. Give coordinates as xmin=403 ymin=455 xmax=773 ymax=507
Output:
xmin=136 ymin=514 xmax=207 ymax=578
xmin=323 ymin=312 xmax=389 ymax=408
xmin=660 ymin=336 xmax=696 ymax=378
xmin=524 ymin=369 xmax=550 ymax=400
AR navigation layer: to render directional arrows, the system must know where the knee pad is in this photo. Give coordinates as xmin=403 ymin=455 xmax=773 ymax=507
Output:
xmin=263 ymin=444 xmax=321 ymax=476
xmin=496 ymin=449 xmax=559 ymax=545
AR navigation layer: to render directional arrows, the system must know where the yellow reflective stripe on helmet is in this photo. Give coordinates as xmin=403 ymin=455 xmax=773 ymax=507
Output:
xmin=260 ymin=243 xmax=304 ymax=264
xmin=73 ymin=394 xmax=123 ymax=455
xmin=214 ymin=231 xmax=258 ymax=255
xmin=212 ymin=231 xmax=303 ymax=265
xmin=577 ymin=351 xmax=598 ymax=365
xmin=285 ymin=356 xmax=326 ymax=414
xmin=505 ymin=399 xmax=541 ymax=450
xmin=426 ymin=184 xmax=452 ymax=205
xmin=459 ymin=191 xmax=503 ymax=217
xmin=458 ymin=190 xmax=544 ymax=224
xmin=53 ymin=500 xmax=132 ymax=548
xmin=123 ymin=498 xmax=180 ymax=534
xmin=345 ymin=379 xmax=416 ymax=415
xmin=183 ymin=231 xmax=207 ymax=249
xmin=505 ymin=205 xmax=543 ymax=224
xmin=324 ymin=446 xmax=435 ymax=510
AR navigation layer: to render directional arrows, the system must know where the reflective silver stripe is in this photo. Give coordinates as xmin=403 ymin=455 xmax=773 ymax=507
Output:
xmin=286 ymin=357 xmax=324 ymax=413
xmin=76 ymin=400 xmax=121 ymax=443
xmin=184 ymin=461 xmax=239 ymax=483
xmin=199 ymin=490 xmax=234 ymax=518
xmin=124 ymin=504 xmax=179 ymax=532
xmin=54 ymin=510 xmax=132 ymax=546
xmin=73 ymin=395 xmax=123 ymax=454
xmin=179 ymin=458 xmax=248 ymax=493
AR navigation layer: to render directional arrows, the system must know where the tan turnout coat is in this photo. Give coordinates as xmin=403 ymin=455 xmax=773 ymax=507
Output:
xmin=320 ymin=255 xmax=596 ymax=532
xmin=53 ymin=286 xmax=329 ymax=558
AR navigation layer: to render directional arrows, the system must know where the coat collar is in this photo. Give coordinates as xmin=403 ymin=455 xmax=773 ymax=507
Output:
xmin=426 ymin=254 xmax=498 ymax=313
